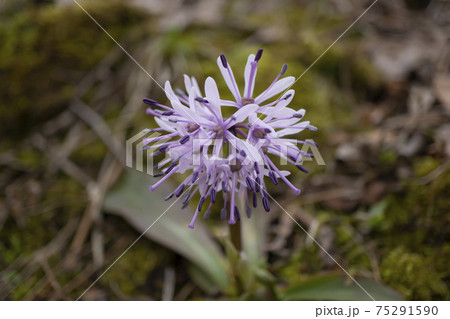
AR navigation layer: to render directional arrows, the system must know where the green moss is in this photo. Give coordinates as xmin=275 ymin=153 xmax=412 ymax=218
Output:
xmin=16 ymin=148 xmax=45 ymax=170
xmin=413 ymin=156 xmax=440 ymax=177
xmin=379 ymin=150 xmax=398 ymax=165
xmin=381 ymin=247 xmax=448 ymax=300
xmin=97 ymin=241 xmax=170 ymax=299
xmin=0 ymin=1 xmax=148 ymax=145
xmin=375 ymin=170 xmax=450 ymax=300
xmin=71 ymin=140 xmax=108 ymax=166
xmin=278 ymin=245 xmax=324 ymax=285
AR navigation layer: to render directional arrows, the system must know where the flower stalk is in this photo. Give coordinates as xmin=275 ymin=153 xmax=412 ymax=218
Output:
xmin=229 ymin=220 xmax=242 ymax=252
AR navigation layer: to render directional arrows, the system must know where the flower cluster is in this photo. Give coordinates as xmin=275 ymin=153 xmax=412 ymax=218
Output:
xmin=143 ymin=49 xmax=316 ymax=228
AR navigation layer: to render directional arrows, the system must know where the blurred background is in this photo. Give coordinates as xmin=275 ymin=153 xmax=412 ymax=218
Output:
xmin=0 ymin=0 xmax=449 ymax=301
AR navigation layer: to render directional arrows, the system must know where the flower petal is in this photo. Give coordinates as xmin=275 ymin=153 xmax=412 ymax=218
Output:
xmin=243 ymin=54 xmax=256 ymax=99
xmin=276 ymin=121 xmax=311 ymax=136
xmin=188 ymin=86 xmax=211 ymax=119
xmin=226 ymin=103 xmax=259 ymax=128
xmin=183 ymin=74 xmax=192 ymax=94
xmin=191 ymin=76 xmax=202 ymax=97
xmin=259 ymin=89 xmax=295 ymax=120
xmin=248 ymin=113 xmax=274 ymax=131
xmin=261 ymin=168 xmax=291 ymax=177
xmin=216 ymin=56 xmax=241 ymax=103
xmin=154 ymin=116 xmax=177 ymax=133
xmin=225 ymin=134 xmax=263 ymax=164
xmin=164 ymin=81 xmax=194 ymax=118
xmin=184 ymin=74 xmax=203 ymax=100
xmin=204 ymin=77 xmax=222 ymax=118
xmin=255 ymin=76 xmax=295 ymax=104
xmin=269 ymin=117 xmax=299 ymax=128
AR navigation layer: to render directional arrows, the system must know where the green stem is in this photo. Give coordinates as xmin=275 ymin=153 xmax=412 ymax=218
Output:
xmin=229 ymin=221 xmax=242 ymax=252
xmin=229 ymin=221 xmax=243 ymax=296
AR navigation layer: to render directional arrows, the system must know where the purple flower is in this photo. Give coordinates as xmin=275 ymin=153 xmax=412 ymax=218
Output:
xmin=143 ymin=49 xmax=316 ymax=228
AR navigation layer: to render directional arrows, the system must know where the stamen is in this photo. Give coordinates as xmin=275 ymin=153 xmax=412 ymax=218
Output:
xmin=143 ymin=132 xmax=177 ymax=144
xmin=143 ymin=99 xmax=174 ymax=112
xmin=234 ymin=206 xmax=241 ymax=222
xmin=210 ymin=188 xmax=216 ymax=203
xmin=254 ymin=49 xmax=263 ymax=62
xmin=191 ymin=171 xmax=199 ymax=183
xmin=145 ymin=128 xmax=163 ymax=133
xmin=203 ymin=208 xmax=211 ymax=220
xmin=296 ymin=164 xmax=309 ymax=173
xmin=143 ymin=98 xmax=158 ymax=106
xmin=180 ymin=135 xmax=190 ymax=144
xmin=245 ymin=176 xmax=254 ymax=191
xmin=268 ymin=171 xmax=279 ymax=185
xmin=175 ymin=184 xmax=185 ymax=197
xmin=220 ymin=54 xmax=228 ymax=68
xmin=220 ymin=208 xmax=227 ymax=220
xmin=306 ymin=140 xmax=318 ymax=147
xmin=165 ymin=163 xmax=177 ymax=174
xmin=158 ymin=143 xmax=172 ymax=152
xmin=254 ymin=162 xmax=260 ymax=174
xmin=262 ymin=196 xmax=270 ymax=212
xmin=222 ymin=180 xmax=227 ymax=192
xmin=182 ymin=190 xmax=191 ymax=205
xmin=280 ymin=63 xmax=288 ymax=75
xmin=195 ymin=97 xmax=208 ymax=103
xmin=254 ymin=176 xmax=261 ymax=192
xmin=149 ymin=165 xmax=178 ymax=191
xmin=197 ymin=197 xmax=206 ymax=212
xmin=188 ymin=210 xmax=200 ymax=229
xmin=246 ymin=204 xmax=252 ymax=219
xmin=265 ymin=155 xmax=301 ymax=195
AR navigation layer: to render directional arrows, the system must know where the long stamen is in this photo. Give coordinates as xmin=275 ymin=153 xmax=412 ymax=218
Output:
xmin=149 ymin=165 xmax=178 ymax=191
xmin=143 ymin=98 xmax=174 ymax=112
xmin=264 ymin=155 xmax=301 ymax=195
xmin=188 ymin=210 xmax=200 ymax=229
xmin=143 ymin=132 xmax=178 ymax=145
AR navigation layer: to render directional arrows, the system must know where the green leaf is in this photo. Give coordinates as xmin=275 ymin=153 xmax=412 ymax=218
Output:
xmin=241 ymin=203 xmax=268 ymax=268
xmin=283 ymin=273 xmax=403 ymax=301
xmin=103 ymin=169 xmax=229 ymax=290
